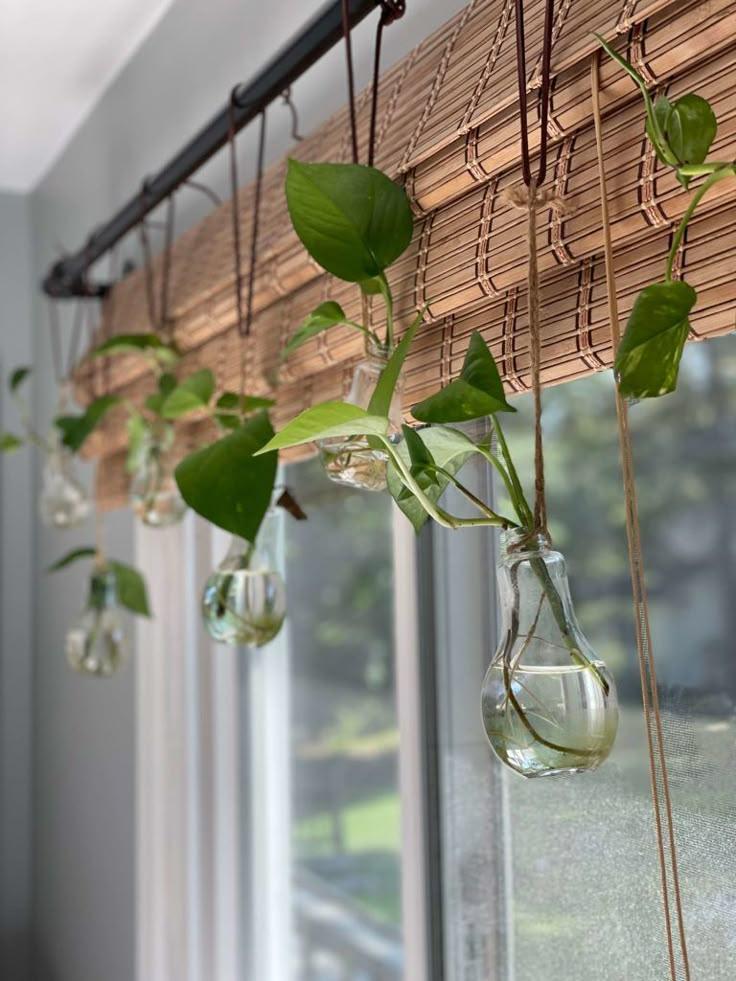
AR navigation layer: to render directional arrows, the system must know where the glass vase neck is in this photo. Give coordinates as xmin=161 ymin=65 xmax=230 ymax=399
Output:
xmin=500 ymin=527 xmax=552 ymax=562
xmin=88 ymin=567 xmax=118 ymax=609
xmin=364 ymin=335 xmax=392 ymax=362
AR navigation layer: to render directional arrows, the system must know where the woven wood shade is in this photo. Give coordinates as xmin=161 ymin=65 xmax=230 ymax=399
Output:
xmin=76 ymin=0 xmax=736 ymax=508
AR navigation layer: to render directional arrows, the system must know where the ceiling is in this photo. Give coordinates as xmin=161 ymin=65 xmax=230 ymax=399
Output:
xmin=0 ymin=0 xmax=175 ymax=193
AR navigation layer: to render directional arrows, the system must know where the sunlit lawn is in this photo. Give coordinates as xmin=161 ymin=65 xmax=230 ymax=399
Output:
xmin=295 ymin=790 xmax=402 ymax=924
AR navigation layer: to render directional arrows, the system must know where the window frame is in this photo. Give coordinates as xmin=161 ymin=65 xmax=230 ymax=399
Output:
xmin=135 ymin=481 xmax=444 ymax=979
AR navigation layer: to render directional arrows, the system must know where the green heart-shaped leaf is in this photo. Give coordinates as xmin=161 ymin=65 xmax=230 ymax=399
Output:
xmin=47 ymin=546 xmax=97 ymax=572
xmin=9 ymin=366 xmax=31 ymax=392
xmin=160 ymin=368 xmax=215 ymax=418
xmin=56 ymin=394 xmax=120 ymax=452
xmin=387 ymin=425 xmax=479 ymax=532
xmin=412 ymin=331 xmax=515 ymax=423
xmin=175 ymin=411 xmax=277 ymax=543
xmin=258 ymin=402 xmax=389 ymax=454
xmin=367 ymin=308 xmax=424 ymax=418
xmin=667 ymin=94 xmax=717 ymax=167
xmin=213 ymin=392 xmax=276 ymax=430
xmin=107 ymin=561 xmax=151 ymax=617
xmin=615 ymin=280 xmax=697 ymax=398
xmin=286 ymin=160 xmax=414 ymax=283
xmin=281 ymin=302 xmax=350 ymax=362
xmin=0 ymin=432 xmax=23 ymax=452
xmin=216 ymin=392 xmax=274 ymax=412
xmin=90 ymin=333 xmax=178 ymax=365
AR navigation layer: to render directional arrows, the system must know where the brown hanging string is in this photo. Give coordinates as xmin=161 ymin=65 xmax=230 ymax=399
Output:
xmin=159 ymin=194 xmax=176 ymax=342
xmin=341 ymin=0 xmax=359 ymax=164
xmin=228 ymin=91 xmax=267 ymax=396
xmin=591 ymin=53 xmax=691 ymax=981
xmin=137 ymin=187 xmax=176 ymax=341
xmin=47 ymin=298 xmax=87 ymax=408
xmin=138 ymin=185 xmax=159 ymax=332
xmin=503 ymin=0 xmax=556 ymax=541
xmin=368 ymin=1 xmax=406 ymax=167
xmin=47 ymin=299 xmax=64 ymax=387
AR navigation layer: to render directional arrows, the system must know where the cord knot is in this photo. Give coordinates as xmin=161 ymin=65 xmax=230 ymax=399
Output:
xmin=500 ymin=180 xmax=574 ymax=216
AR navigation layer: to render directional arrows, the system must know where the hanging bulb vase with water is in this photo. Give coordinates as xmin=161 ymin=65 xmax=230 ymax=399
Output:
xmin=318 ymin=337 xmax=403 ymax=492
xmin=65 ymin=566 xmax=129 ymax=677
xmin=202 ymin=510 xmax=286 ymax=647
xmin=481 ymin=528 xmax=618 ymax=778
xmin=39 ymin=446 xmax=91 ymax=529
xmin=129 ymin=423 xmax=187 ymax=527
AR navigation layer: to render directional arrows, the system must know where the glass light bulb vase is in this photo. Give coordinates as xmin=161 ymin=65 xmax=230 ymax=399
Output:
xmin=318 ymin=338 xmax=403 ymax=492
xmin=129 ymin=424 xmax=187 ymax=528
xmin=39 ymin=447 xmax=91 ymax=529
xmin=65 ymin=567 xmax=129 ymax=677
xmin=202 ymin=510 xmax=287 ymax=648
xmin=481 ymin=529 xmax=618 ymax=778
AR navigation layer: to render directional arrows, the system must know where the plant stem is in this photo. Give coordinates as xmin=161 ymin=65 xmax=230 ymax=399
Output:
xmin=501 ymin=566 xmax=598 ymax=758
xmin=666 ymin=165 xmax=736 ymax=281
xmin=438 ymin=468 xmax=516 ymax=527
xmin=380 ymin=436 xmax=505 ymax=531
xmin=377 ymin=272 xmax=395 ymax=350
xmin=490 ymin=415 xmax=534 ymax=527
xmin=527 ymin=555 xmax=611 ymax=695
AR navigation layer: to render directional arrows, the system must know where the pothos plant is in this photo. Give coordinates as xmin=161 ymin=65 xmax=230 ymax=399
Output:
xmin=48 ymin=545 xmax=151 ymax=677
xmin=598 ymin=35 xmax=731 ymax=400
xmin=0 ymin=365 xmax=117 ymax=460
xmin=86 ymin=332 xmax=275 ymax=530
xmin=253 ymin=159 xmax=616 ymax=774
xmin=280 ymin=160 xmax=417 ymax=364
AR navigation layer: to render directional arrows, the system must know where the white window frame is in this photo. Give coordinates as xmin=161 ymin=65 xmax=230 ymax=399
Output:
xmin=135 ymin=497 xmax=433 ymax=979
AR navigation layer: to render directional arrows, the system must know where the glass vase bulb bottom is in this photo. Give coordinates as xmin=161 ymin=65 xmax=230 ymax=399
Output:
xmin=38 ymin=450 xmax=91 ymax=529
xmin=65 ymin=569 xmax=128 ymax=677
xmin=481 ymin=529 xmax=618 ymax=778
xmin=129 ymin=471 xmax=187 ymax=528
xmin=202 ymin=535 xmax=286 ymax=647
xmin=318 ymin=436 xmax=389 ymax=492
xmin=481 ymin=658 xmax=618 ymax=778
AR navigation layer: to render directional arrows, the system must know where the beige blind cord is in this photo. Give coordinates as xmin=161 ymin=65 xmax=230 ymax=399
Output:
xmin=591 ymin=52 xmax=691 ymax=981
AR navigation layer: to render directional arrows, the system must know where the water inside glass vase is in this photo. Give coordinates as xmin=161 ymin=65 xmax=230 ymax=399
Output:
xmin=481 ymin=529 xmax=618 ymax=778
xmin=318 ymin=337 xmax=403 ymax=492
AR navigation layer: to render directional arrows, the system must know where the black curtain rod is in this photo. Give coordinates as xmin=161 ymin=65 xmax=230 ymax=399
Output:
xmin=43 ymin=0 xmax=380 ymax=299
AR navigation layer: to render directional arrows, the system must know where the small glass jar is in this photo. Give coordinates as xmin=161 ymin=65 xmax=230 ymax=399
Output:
xmin=201 ymin=508 xmax=287 ymax=648
xmin=129 ymin=423 xmax=187 ymax=528
xmin=65 ymin=567 xmax=129 ymax=677
xmin=318 ymin=337 xmax=403 ymax=492
xmin=481 ymin=528 xmax=618 ymax=778
xmin=38 ymin=446 xmax=91 ymax=529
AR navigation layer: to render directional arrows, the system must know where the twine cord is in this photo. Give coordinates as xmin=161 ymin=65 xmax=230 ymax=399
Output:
xmin=159 ymin=195 xmax=176 ymax=342
xmin=507 ymin=0 xmax=557 ymax=541
xmin=341 ymin=0 xmax=359 ymax=164
xmin=228 ymin=92 xmax=268 ymax=398
xmin=138 ymin=189 xmax=158 ymax=333
xmin=591 ymin=52 xmax=691 ymax=981
xmin=342 ymin=0 xmax=406 ymax=167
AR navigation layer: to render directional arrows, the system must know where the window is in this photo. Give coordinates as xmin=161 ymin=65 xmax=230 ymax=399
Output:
xmin=431 ymin=334 xmax=736 ymax=980
xmin=242 ymin=458 xmax=407 ymax=980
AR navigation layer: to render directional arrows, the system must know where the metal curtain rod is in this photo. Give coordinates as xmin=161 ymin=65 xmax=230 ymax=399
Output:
xmin=43 ymin=0 xmax=380 ymax=299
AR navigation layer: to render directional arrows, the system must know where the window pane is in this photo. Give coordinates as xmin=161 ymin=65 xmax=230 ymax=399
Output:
xmin=435 ymin=335 xmax=736 ymax=980
xmin=285 ymin=457 xmax=403 ymax=980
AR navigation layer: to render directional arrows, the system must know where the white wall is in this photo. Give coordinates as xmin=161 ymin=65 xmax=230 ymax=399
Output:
xmin=0 ymin=191 xmax=35 ymax=981
xmin=24 ymin=1 xmax=467 ymax=979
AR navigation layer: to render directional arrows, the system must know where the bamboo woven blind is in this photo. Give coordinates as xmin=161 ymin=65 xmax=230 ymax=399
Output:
xmin=77 ymin=0 xmax=736 ymax=508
